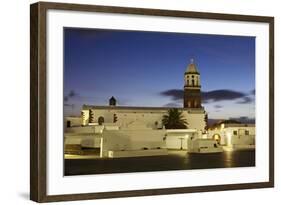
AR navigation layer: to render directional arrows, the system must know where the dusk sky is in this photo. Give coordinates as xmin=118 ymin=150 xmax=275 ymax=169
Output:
xmin=64 ymin=28 xmax=255 ymax=121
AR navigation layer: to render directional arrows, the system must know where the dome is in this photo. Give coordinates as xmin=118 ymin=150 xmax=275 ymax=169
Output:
xmin=186 ymin=59 xmax=199 ymax=74
xmin=109 ymin=96 xmax=117 ymax=106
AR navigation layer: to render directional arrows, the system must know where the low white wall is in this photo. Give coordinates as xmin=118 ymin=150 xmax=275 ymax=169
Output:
xmin=64 ymin=116 xmax=82 ymax=128
xmin=64 ymin=133 xmax=101 ymax=147
xmin=230 ymin=135 xmax=255 ymax=146
xmin=165 ymin=129 xmax=198 ymax=150
xmin=80 ymin=137 xmax=101 ymax=148
xmin=65 ymin=126 xmax=95 ymax=134
xmin=65 ymin=125 xmax=107 ymax=134
xmin=188 ymin=139 xmax=222 ymax=153
xmin=108 ymin=149 xmax=168 ymax=158
xmin=101 ymin=129 xmax=166 ymax=157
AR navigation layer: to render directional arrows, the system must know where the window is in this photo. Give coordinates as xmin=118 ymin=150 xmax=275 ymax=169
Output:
xmin=89 ymin=109 xmax=94 ymax=123
xmin=98 ymin=116 xmax=104 ymax=125
xmin=233 ymin=130 xmax=238 ymax=135
xmin=66 ymin=120 xmax=71 ymax=128
xmin=245 ymin=130 xmax=249 ymax=135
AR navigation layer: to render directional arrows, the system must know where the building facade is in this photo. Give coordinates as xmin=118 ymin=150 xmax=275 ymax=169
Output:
xmin=208 ymin=123 xmax=255 ymax=148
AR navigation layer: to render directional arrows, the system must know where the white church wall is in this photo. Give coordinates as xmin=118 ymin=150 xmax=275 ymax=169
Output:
xmin=81 ymin=107 xmax=206 ymax=131
xmin=92 ymin=109 xmax=115 ymax=123
xmin=84 ymin=108 xmax=167 ymax=129
xmin=116 ymin=111 xmax=165 ymax=129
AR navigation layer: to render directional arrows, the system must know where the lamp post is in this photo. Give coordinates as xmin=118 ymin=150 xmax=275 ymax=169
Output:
xmin=179 ymin=137 xmax=185 ymax=150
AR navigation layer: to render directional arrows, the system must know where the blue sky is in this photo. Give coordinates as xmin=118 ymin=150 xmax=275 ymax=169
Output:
xmin=64 ymin=28 xmax=255 ymax=121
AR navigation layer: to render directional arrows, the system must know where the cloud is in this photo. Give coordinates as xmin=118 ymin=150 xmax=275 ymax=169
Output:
xmin=250 ymin=89 xmax=255 ymax=95
xmin=229 ymin=116 xmax=255 ymax=124
xmin=64 ymin=90 xmax=79 ymax=102
xmin=64 ymin=103 xmax=73 ymax=107
xmin=160 ymin=89 xmax=249 ymax=103
xmin=236 ymin=96 xmax=254 ymax=104
xmin=202 ymin=90 xmax=245 ymax=103
xmin=214 ymin=105 xmax=223 ymax=109
xmin=68 ymin=90 xmax=78 ymax=98
xmin=163 ymin=102 xmax=182 ymax=107
xmin=160 ymin=89 xmax=183 ymax=101
xmin=208 ymin=116 xmax=255 ymax=126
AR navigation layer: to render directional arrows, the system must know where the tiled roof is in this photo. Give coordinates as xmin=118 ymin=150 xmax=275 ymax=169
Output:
xmin=186 ymin=59 xmax=200 ymax=74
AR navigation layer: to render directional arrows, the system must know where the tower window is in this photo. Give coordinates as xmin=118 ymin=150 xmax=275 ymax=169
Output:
xmin=192 ymin=79 xmax=194 ymax=86
xmin=194 ymin=100 xmax=197 ymax=107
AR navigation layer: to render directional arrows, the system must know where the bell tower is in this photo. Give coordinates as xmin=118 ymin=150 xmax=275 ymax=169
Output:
xmin=184 ymin=59 xmax=202 ymax=108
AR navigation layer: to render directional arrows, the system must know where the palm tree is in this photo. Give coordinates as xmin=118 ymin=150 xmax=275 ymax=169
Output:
xmin=162 ymin=108 xmax=188 ymax=129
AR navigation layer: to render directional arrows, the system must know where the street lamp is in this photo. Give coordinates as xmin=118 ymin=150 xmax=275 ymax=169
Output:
xmin=179 ymin=137 xmax=185 ymax=150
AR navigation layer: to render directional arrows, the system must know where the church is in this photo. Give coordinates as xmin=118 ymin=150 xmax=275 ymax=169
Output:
xmin=81 ymin=59 xmax=207 ymax=131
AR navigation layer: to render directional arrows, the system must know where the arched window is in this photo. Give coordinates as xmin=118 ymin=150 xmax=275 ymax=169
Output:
xmin=212 ymin=134 xmax=221 ymax=144
xmin=194 ymin=100 xmax=197 ymax=107
xmin=192 ymin=79 xmax=195 ymax=86
xmin=98 ymin=116 xmax=105 ymax=125
xmin=66 ymin=120 xmax=71 ymax=128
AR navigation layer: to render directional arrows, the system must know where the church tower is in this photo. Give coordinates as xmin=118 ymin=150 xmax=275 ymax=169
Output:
xmin=184 ymin=59 xmax=202 ymax=108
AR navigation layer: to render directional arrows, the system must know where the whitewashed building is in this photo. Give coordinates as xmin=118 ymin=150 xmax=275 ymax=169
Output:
xmin=80 ymin=59 xmax=207 ymax=132
xmin=208 ymin=123 xmax=255 ymax=149
xmin=64 ymin=60 xmax=213 ymax=157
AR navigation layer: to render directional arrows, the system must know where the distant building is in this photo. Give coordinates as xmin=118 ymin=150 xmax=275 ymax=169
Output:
xmin=80 ymin=59 xmax=207 ymax=131
xmin=208 ymin=122 xmax=255 ymax=149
